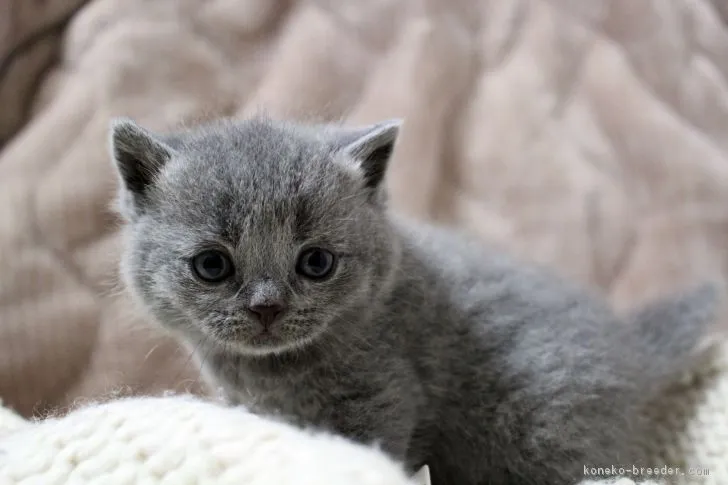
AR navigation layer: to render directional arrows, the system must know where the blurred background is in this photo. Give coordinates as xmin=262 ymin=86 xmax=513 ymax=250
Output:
xmin=1 ymin=0 xmax=728 ymax=426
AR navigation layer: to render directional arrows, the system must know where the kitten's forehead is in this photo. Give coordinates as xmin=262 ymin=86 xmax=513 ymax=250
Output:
xmin=169 ymin=119 xmax=326 ymax=190
xmin=154 ymin=118 xmax=360 ymax=238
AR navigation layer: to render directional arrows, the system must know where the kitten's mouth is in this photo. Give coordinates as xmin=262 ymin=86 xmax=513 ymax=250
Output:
xmin=233 ymin=328 xmax=303 ymax=357
xmin=205 ymin=321 xmax=283 ymax=349
xmin=204 ymin=317 xmax=306 ymax=355
xmin=248 ymin=328 xmax=281 ymax=345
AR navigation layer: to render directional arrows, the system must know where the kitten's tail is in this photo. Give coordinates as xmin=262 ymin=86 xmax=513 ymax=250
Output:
xmin=623 ymin=280 xmax=726 ymax=390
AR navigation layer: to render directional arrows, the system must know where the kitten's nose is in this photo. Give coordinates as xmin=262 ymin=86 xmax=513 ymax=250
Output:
xmin=247 ymin=303 xmax=286 ymax=329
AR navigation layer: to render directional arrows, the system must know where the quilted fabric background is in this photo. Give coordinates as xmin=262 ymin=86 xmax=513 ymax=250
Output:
xmin=0 ymin=0 xmax=727 ymax=435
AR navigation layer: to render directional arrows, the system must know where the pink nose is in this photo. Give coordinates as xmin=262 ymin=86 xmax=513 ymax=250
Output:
xmin=247 ymin=303 xmax=286 ymax=328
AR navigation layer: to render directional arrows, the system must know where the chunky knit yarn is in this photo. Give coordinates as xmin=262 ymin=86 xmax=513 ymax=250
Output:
xmin=0 ymin=396 xmax=416 ymax=485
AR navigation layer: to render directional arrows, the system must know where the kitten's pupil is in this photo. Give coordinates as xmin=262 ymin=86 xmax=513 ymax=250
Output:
xmin=203 ymin=255 xmax=224 ymax=276
xmin=308 ymin=251 xmax=325 ymax=270
xmin=297 ymin=248 xmax=336 ymax=279
xmin=192 ymin=250 xmax=233 ymax=282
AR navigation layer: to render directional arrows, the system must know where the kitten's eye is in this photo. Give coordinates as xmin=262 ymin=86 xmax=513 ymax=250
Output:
xmin=192 ymin=250 xmax=234 ymax=283
xmin=296 ymin=248 xmax=336 ymax=280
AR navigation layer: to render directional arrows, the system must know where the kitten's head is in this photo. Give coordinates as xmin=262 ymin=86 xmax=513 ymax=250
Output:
xmin=109 ymin=116 xmax=403 ymax=356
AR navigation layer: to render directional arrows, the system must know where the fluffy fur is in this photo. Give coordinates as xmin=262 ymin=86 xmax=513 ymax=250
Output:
xmin=110 ymin=115 xmax=720 ymax=485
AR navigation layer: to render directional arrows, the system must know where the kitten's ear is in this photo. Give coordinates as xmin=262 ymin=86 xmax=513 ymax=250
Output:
xmin=109 ymin=118 xmax=175 ymax=215
xmin=331 ymin=119 xmax=401 ymax=190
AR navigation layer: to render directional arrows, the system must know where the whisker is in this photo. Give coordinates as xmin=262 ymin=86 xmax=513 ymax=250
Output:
xmin=174 ymin=336 xmax=206 ymax=385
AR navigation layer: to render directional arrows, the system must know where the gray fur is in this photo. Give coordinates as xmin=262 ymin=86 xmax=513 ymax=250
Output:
xmin=110 ymin=115 xmax=720 ymax=485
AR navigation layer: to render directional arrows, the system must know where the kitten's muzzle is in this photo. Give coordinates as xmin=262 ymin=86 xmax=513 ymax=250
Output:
xmin=246 ymin=302 xmax=287 ymax=330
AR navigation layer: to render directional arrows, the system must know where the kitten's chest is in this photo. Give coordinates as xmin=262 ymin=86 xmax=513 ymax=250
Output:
xmin=211 ymin=357 xmax=336 ymax=424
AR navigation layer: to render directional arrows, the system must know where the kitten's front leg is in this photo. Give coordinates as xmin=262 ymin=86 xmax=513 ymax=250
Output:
xmin=330 ymin=390 xmax=419 ymax=470
xmin=223 ymin=379 xmax=415 ymax=464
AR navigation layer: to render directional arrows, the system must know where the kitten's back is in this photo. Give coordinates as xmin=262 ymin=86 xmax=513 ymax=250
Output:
xmin=622 ymin=281 xmax=723 ymax=391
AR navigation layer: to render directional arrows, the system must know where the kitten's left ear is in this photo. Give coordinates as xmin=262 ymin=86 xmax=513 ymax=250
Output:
xmin=332 ymin=119 xmax=401 ymax=190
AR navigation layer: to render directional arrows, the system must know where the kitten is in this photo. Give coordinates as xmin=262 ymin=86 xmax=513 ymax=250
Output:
xmin=110 ymin=115 xmax=720 ymax=485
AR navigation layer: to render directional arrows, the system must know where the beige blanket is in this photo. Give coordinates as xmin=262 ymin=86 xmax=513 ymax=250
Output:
xmin=0 ymin=0 xmax=727 ymax=432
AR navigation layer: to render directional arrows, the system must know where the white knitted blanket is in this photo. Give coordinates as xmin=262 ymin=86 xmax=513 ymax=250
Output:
xmin=0 ymin=343 xmax=727 ymax=485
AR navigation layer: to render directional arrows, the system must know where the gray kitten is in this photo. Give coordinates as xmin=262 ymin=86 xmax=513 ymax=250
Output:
xmin=110 ymin=115 xmax=720 ymax=485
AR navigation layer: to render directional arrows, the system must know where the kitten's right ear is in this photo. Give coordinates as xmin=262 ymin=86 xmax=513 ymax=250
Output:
xmin=330 ymin=120 xmax=401 ymax=191
xmin=109 ymin=118 xmax=175 ymax=215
